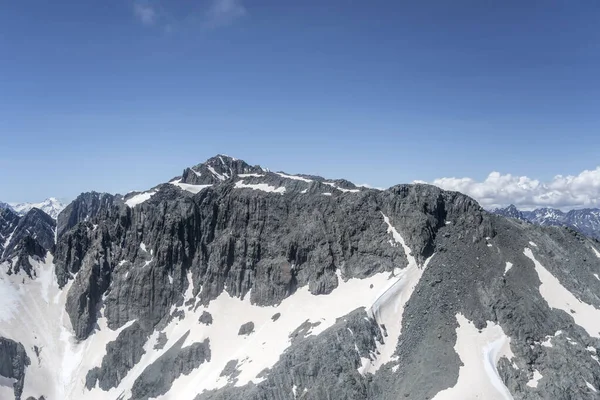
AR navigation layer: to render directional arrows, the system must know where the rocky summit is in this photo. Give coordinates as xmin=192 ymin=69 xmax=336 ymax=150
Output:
xmin=1 ymin=155 xmax=600 ymax=400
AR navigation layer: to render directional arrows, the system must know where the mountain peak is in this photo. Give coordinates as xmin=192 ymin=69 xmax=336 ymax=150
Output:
xmin=9 ymin=197 xmax=66 ymax=219
xmin=180 ymin=155 xmax=265 ymax=185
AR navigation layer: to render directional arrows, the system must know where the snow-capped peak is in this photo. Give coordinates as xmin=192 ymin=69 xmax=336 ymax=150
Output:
xmin=9 ymin=198 xmax=66 ymax=219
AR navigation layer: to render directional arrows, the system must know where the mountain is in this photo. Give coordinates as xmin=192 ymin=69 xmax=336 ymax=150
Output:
xmin=0 ymin=201 xmax=14 ymax=211
xmin=0 ymin=207 xmax=56 ymax=276
xmin=2 ymin=155 xmax=600 ymax=400
xmin=9 ymin=197 xmax=66 ymax=219
xmin=493 ymin=205 xmax=600 ymax=240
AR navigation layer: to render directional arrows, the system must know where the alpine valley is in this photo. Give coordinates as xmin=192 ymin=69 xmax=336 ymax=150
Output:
xmin=2 ymin=155 xmax=600 ymax=400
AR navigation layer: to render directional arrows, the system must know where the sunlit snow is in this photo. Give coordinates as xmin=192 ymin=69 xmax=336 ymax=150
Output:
xmin=274 ymin=172 xmax=312 ymax=183
xmin=432 ymin=314 xmax=515 ymax=400
xmin=526 ymin=370 xmax=543 ymax=388
xmin=170 ymin=180 xmax=212 ymax=194
xmin=234 ymin=181 xmax=286 ymax=194
xmin=524 ymin=247 xmax=600 ymax=338
xmin=322 ymin=182 xmax=360 ymax=193
xmin=125 ymin=191 xmax=157 ymax=207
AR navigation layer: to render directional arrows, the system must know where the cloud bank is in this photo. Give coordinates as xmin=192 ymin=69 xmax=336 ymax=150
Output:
xmin=430 ymin=167 xmax=600 ymax=211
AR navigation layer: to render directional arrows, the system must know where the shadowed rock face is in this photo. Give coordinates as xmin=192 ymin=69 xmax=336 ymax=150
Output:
xmin=4 ymin=155 xmax=600 ymax=400
xmin=0 ymin=337 xmax=30 ymax=400
xmin=55 ymin=177 xmax=482 ymax=342
xmin=1 ymin=207 xmax=56 ymax=277
xmin=130 ymin=331 xmax=211 ymax=400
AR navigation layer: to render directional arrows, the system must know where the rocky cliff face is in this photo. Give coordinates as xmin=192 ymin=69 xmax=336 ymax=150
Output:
xmin=0 ymin=207 xmax=56 ymax=277
xmin=2 ymin=155 xmax=600 ymax=400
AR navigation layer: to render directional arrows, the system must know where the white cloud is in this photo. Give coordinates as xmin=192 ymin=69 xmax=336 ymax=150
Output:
xmin=429 ymin=167 xmax=600 ymax=211
xmin=205 ymin=0 xmax=246 ymax=28
xmin=133 ymin=2 xmax=157 ymax=25
xmin=131 ymin=0 xmax=245 ymax=30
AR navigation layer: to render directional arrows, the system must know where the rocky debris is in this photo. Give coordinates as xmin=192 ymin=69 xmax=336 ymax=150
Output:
xmin=289 ymin=320 xmax=322 ymax=344
xmin=199 ymin=311 xmax=213 ymax=325
xmin=130 ymin=331 xmax=210 ymax=400
xmin=0 ymin=337 xmax=31 ymax=400
xmin=154 ymin=332 xmax=168 ymax=350
xmin=238 ymin=322 xmax=255 ymax=336
xmin=219 ymin=360 xmax=241 ymax=384
xmin=271 ymin=313 xmax=281 ymax=321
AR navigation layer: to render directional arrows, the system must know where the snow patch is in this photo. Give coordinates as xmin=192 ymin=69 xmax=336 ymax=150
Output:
xmin=275 ymin=172 xmax=312 ymax=183
xmin=593 ymin=247 xmax=600 ymax=259
xmin=357 ymin=213 xmax=429 ymax=374
xmin=504 ymin=262 xmax=513 ymax=275
xmin=208 ymin=166 xmax=227 ymax=181
xmin=234 ymin=181 xmax=286 ymax=194
xmin=0 ymin=254 xmax=136 ymax=400
xmin=586 ymin=381 xmax=598 ymax=393
xmin=0 ymin=260 xmax=20 ymax=322
xmin=526 ymin=370 xmax=543 ymax=388
xmin=171 ymin=181 xmax=212 ymax=194
xmin=432 ymin=313 xmax=514 ymax=400
xmin=125 ymin=191 xmax=157 ymax=207
xmin=149 ymin=267 xmax=404 ymax=398
xmin=322 ymin=182 xmax=360 ymax=193
xmin=524 ymin=247 xmax=600 ymax=338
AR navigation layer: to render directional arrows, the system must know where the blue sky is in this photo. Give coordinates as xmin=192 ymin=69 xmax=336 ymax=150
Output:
xmin=1 ymin=1 xmax=599 ymax=207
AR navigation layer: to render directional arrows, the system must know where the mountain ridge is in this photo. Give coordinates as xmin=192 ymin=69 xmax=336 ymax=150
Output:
xmin=1 ymin=155 xmax=600 ymax=400
xmin=9 ymin=197 xmax=66 ymax=220
xmin=493 ymin=204 xmax=600 ymax=240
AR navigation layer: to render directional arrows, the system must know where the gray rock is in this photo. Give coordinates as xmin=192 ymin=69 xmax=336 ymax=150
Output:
xmin=0 ymin=337 xmax=31 ymax=400
xmin=1 ymin=207 xmax=55 ymax=277
xmin=129 ymin=331 xmax=210 ymax=400
xmin=85 ymin=322 xmax=148 ymax=390
xmin=199 ymin=311 xmax=213 ymax=325
xmin=238 ymin=322 xmax=255 ymax=336
xmin=154 ymin=332 xmax=168 ymax=350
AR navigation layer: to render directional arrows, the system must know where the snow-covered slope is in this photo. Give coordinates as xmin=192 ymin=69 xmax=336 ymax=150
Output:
xmin=9 ymin=198 xmax=66 ymax=219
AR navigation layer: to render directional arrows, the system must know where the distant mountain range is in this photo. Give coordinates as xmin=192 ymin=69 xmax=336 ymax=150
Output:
xmin=2 ymin=198 xmax=66 ymax=219
xmin=493 ymin=204 xmax=600 ymax=240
